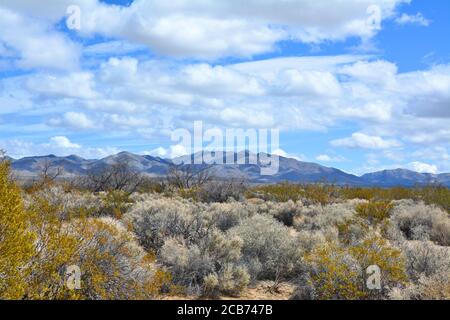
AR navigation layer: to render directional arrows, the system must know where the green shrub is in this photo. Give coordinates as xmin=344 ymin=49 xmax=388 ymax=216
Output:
xmin=356 ymin=201 xmax=392 ymax=225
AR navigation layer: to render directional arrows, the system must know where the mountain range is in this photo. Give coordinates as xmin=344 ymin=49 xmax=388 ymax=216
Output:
xmin=7 ymin=151 xmax=450 ymax=187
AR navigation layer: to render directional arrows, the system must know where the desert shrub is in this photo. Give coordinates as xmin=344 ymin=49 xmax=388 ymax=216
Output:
xmin=417 ymin=185 xmax=450 ymax=213
xmin=124 ymin=196 xmax=209 ymax=252
xmin=207 ymin=201 xmax=256 ymax=231
xmin=300 ymin=243 xmax=364 ymax=300
xmin=296 ymin=230 xmax=328 ymax=253
xmin=24 ymin=195 xmax=80 ymax=299
xmin=300 ymin=235 xmax=407 ymax=300
xmin=247 ymin=183 xmax=338 ymax=205
xmin=14 ymin=185 xmax=169 ymax=300
xmin=294 ymin=201 xmax=358 ymax=232
xmin=267 ymin=200 xmax=303 ymax=227
xmin=388 ymin=200 xmax=450 ymax=245
xmin=246 ymin=182 xmax=304 ymax=202
xmin=300 ymin=184 xmax=339 ymax=205
xmin=388 ymin=272 xmax=450 ymax=300
xmin=68 ymin=217 xmax=170 ymax=299
xmin=340 ymin=187 xmax=413 ymax=201
xmin=99 ymin=190 xmax=134 ymax=218
xmin=398 ymin=240 xmax=450 ymax=281
xmin=137 ymin=177 xmax=168 ymax=194
xmin=340 ymin=185 xmax=450 ymax=213
xmin=160 ymin=230 xmax=249 ymax=297
xmin=23 ymin=190 xmax=169 ymax=300
xmin=197 ymin=179 xmax=247 ymax=203
xmin=202 ymin=264 xmax=250 ymax=298
xmin=348 ymin=236 xmax=408 ymax=299
xmin=177 ymin=187 xmax=199 ymax=200
xmin=356 ymin=201 xmax=392 ymax=226
xmin=0 ymin=161 xmax=35 ymax=299
xmin=229 ymin=215 xmax=302 ymax=281
xmin=160 ymin=238 xmax=212 ymax=294
xmin=337 ymin=218 xmax=370 ymax=246
xmin=23 ymin=185 xmax=102 ymax=219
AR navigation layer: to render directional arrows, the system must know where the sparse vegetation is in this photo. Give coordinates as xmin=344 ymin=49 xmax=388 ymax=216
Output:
xmin=1 ymin=158 xmax=449 ymax=300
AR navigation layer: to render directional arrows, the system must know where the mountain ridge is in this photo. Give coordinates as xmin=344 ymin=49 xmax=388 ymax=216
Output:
xmin=6 ymin=151 xmax=450 ymax=187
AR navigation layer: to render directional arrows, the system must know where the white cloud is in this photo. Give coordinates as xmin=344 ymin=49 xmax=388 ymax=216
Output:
xmin=399 ymin=65 xmax=450 ymax=118
xmin=277 ymin=70 xmax=341 ymax=97
xmin=0 ymin=137 xmax=119 ymax=159
xmin=48 ymin=112 xmax=96 ymax=130
xmin=99 ymin=57 xmax=138 ymax=84
xmin=316 ymin=154 xmax=345 ymax=162
xmin=339 ymin=60 xmax=398 ymax=85
xmin=334 ymin=101 xmax=393 ymax=122
xmin=395 ymin=13 xmax=431 ymax=27
xmin=83 ymin=40 xmax=146 ymax=56
xmin=26 ymin=72 xmax=97 ymax=99
xmin=0 ymin=6 xmax=79 ymax=70
xmin=272 ymin=148 xmax=306 ymax=161
xmin=145 ymin=147 xmax=168 ymax=158
xmin=82 ymin=0 xmax=403 ymax=58
xmin=49 ymin=136 xmax=81 ymax=149
xmin=3 ymin=38 xmax=450 ymax=170
xmin=180 ymin=64 xmax=265 ymax=96
xmin=331 ymin=132 xmax=401 ymax=149
xmin=407 ymin=161 xmax=438 ymax=174
xmin=220 ymin=108 xmax=274 ymax=128
xmin=147 ymin=144 xmax=188 ymax=159
xmin=7 ymin=54 xmax=450 ymax=154
xmin=1 ymin=0 xmax=406 ymax=60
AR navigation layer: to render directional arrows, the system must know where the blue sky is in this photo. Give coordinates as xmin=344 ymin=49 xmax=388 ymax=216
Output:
xmin=0 ymin=0 xmax=449 ymax=175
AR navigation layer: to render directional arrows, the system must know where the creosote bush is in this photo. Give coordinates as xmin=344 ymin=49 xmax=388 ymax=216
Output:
xmin=355 ymin=201 xmax=392 ymax=226
xmin=300 ymin=235 xmax=407 ymax=300
xmin=0 ymin=161 xmax=35 ymax=299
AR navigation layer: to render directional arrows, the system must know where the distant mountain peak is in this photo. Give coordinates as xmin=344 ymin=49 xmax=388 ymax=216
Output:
xmin=8 ymin=151 xmax=450 ymax=187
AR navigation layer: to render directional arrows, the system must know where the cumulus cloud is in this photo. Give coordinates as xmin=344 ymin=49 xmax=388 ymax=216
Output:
xmin=0 ymin=6 xmax=79 ymax=70
xmin=219 ymin=108 xmax=274 ymax=128
xmin=48 ymin=112 xmax=96 ymax=130
xmin=6 ymin=53 xmax=450 ymax=158
xmin=26 ymin=72 xmax=97 ymax=99
xmin=399 ymin=65 xmax=450 ymax=119
xmin=407 ymin=161 xmax=438 ymax=174
xmin=339 ymin=60 xmax=398 ymax=85
xmin=395 ymin=13 xmax=431 ymax=26
xmin=277 ymin=70 xmax=341 ymax=97
xmin=1 ymin=0 xmax=405 ymax=60
xmin=99 ymin=57 xmax=138 ymax=84
xmin=49 ymin=136 xmax=81 ymax=149
xmin=331 ymin=132 xmax=402 ymax=150
xmin=180 ymin=64 xmax=265 ymax=96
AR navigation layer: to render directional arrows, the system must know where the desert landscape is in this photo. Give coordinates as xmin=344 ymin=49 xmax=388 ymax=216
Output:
xmin=1 ymin=153 xmax=449 ymax=300
xmin=1 ymin=0 xmax=449 ymax=303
